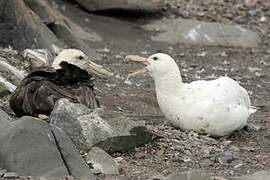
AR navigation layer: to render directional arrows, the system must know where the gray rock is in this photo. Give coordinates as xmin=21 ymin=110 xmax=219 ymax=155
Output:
xmin=0 ymin=169 xmax=6 ymax=177
xmin=244 ymin=123 xmax=261 ymax=132
xmin=0 ymin=109 xmax=12 ymax=129
xmin=211 ymin=177 xmax=228 ymax=180
xmin=165 ymin=170 xmax=211 ymax=180
xmin=75 ymin=0 xmax=163 ymax=12
xmin=142 ymin=18 xmax=261 ymax=47
xmin=3 ymin=172 xmax=18 ymax=178
xmin=51 ymin=126 xmax=95 ymax=179
xmin=86 ymin=146 xmax=119 ymax=175
xmin=0 ymin=116 xmax=94 ymax=179
xmin=0 ymin=116 xmax=69 ymax=177
xmin=229 ymin=170 xmax=270 ymax=180
xmin=50 ymin=99 xmax=154 ymax=153
xmin=213 ymin=152 xmax=234 ymax=164
xmin=149 ymin=174 xmax=165 ymax=180
xmin=0 ymin=82 xmax=11 ymax=98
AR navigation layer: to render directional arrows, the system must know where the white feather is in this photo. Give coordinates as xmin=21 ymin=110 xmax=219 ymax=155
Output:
xmin=145 ymin=53 xmax=254 ymax=137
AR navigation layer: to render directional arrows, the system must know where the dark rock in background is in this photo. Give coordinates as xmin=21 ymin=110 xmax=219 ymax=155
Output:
xmin=0 ymin=0 xmax=100 ymax=60
xmin=142 ymin=18 xmax=261 ymax=47
xmin=75 ymin=0 xmax=163 ymax=12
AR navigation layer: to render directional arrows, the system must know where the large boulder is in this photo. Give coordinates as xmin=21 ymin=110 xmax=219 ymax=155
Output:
xmin=0 ymin=116 xmax=94 ymax=179
xmin=142 ymin=18 xmax=261 ymax=47
xmin=0 ymin=0 xmax=101 ymax=60
xmin=50 ymin=99 xmax=155 ymax=153
xmin=75 ymin=0 xmax=163 ymax=12
xmin=0 ymin=116 xmax=69 ymax=177
xmin=50 ymin=126 xmax=95 ymax=179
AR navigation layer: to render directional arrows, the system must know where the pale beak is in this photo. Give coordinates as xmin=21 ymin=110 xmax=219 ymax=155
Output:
xmin=125 ymin=55 xmax=149 ymax=78
xmin=73 ymin=59 xmax=113 ymax=79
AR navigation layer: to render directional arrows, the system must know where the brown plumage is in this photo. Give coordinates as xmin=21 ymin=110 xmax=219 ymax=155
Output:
xmin=9 ymin=62 xmax=99 ymax=117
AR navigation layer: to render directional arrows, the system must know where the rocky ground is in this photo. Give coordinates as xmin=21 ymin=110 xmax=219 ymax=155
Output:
xmin=0 ymin=0 xmax=269 ymax=179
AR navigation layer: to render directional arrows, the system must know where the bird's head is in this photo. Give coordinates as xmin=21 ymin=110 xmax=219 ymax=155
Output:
xmin=52 ymin=49 xmax=112 ymax=78
xmin=126 ymin=53 xmax=180 ymax=79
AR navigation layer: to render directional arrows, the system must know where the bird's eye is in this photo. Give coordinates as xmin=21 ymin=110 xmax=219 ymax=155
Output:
xmin=153 ymin=57 xmax=158 ymax=61
xmin=78 ymin=56 xmax=84 ymax=60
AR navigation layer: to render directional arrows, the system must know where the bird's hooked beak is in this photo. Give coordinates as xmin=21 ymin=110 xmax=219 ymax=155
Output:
xmin=125 ymin=55 xmax=150 ymax=78
xmin=70 ymin=58 xmax=113 ymax=79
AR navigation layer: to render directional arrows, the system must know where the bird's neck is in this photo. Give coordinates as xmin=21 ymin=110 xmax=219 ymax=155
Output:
xmin=154 ymin=72 xmax=183 ymax=96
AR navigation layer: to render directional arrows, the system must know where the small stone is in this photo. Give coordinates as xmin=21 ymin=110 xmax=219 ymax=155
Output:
xmin=97 ymin=47 xmax=110 ymax=53
xmin=211 ymin=177 xmax=227 ymax=180
xmin=213 ymin=152 xmax=234 ymax=164
xmin=182 ymin=156 xmax=192 ymax=162
xmin=231 ymin=145 xmax=240 ymax=152
xmin=242 ymin=146 xmax=256 ymax=152
xmin=150 ymin=174 xmax=165 ymax=180
xmin=115 ymin=54 xmax=122 ymax=60
xmin=244 ymin=123 xmax=261 ymax=132
xmin=247 ymin=10 xmax=257 ymax=16
xmin=165 ymin=170 xmax=211 ymax=180
xmin=200 ymin=159 xmax=214 ymax=167
xmin=86 ymin=146 xmax=120 ymax=175
xmin=92 ymin=168 xmax=102 ymax=175
xmin=0 ymin=169 xmax=6 ymax=177
xmin=234 ymin=163 xmax=244 ymax=169
xmin=135 ymin=151 xmax=146 ymax=159
xmin=259 ymin=16 xmax=267 ymax=22
xmin=3 ymin=172 xmax=18 ymax=178
xmin=220 ymin=52 xmax=228 ymax=57
xmin=197 ymin=52 xmax=207 ymax=57
xmin=178 ymin=53 xmax=185 ymax=57
xmin=0 ymin=82 xmax=11 ymax=98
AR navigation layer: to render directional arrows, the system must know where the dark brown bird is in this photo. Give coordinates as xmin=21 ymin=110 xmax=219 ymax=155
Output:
xmin=9 ymin=49 xmax=112 ymax=117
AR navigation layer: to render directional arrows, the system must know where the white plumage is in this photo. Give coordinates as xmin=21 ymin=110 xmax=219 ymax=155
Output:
xmin=127 ymin=53 xmax=255 ymax=136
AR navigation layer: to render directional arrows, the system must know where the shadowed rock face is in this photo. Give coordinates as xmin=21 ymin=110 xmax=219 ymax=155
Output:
xmin=50 ymin=99 xmax=156 ymax=153
xmin=0 ymin=114 xmax=94 ymax=179
xmin=0 ymin=0 xmax=101 ymax=60
xmin=75 ymin=0 xmax=163 ymax=12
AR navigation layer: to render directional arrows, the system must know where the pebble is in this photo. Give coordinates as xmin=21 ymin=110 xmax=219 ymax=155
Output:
xmin=0 ymin=169 xmax=6 ymax=177
xmin=259 ymin=16 xmax=267 ymax=22
xmin=244 ymin=123 xmax=261 ymax=132
xmin=3 ymin=172 xmax=18 ymax=178
xmin=197 ymin=51 xmax=207 ymax=57
xmin=213 ymin=152 xmax=234 ymax=164
xmin=97 ymin=47 xmax=110 ymax=53
xmin=135 ymin=151 xmax=146 ymax=159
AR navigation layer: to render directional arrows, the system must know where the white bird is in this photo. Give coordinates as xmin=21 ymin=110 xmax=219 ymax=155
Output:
xmin=126 ymin=53 xmax=256 ymax=137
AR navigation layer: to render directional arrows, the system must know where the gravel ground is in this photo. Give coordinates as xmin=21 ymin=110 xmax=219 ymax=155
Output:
xmin=0 ymin=0 xmax=269 ymax=179
xmin=93 ymin=0 xmax=270 ymax=179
